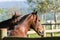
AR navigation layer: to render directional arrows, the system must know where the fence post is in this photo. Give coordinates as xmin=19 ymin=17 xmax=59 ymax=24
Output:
xmin=50 ymin=22 xmax=54 ymax=37
xmin=0 ymin=28 xmax=7 ymax=38
xmin=52 ymin=24 xmax=54 ymax=37
xmin=43 ymin=25 xmax=46 ymax=37
xmin=0 ymin=29 xmax=1 ymax=39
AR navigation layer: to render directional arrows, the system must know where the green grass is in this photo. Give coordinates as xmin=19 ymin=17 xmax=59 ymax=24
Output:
xmin=29 ymin=33 xmax=40 ymax=38
xmin=29 ymin=32 xmax=60 ymax=38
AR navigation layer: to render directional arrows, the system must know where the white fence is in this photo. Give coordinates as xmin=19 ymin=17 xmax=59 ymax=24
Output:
xmin=27 ymin=24 xmax=60 ymax=37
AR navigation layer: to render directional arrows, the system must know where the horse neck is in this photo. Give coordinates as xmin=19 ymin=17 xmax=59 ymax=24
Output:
xmin=16 ymin=14 xmax=33 ymax=31
xmin=15 ymin=14 xmax=34 ymax=30
xmin=13 ymin=19 xmax=32 ymax=36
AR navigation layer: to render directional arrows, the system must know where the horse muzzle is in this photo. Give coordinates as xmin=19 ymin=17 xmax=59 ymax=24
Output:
xmin=38 ymin=30 xmax=44 ymax=36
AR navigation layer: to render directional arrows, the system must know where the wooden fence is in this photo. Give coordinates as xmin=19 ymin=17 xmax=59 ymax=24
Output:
xmin=42 ymin=23 xmax=60 ymax=37
xmin=0 ymin=23 xmax=60 ymax=38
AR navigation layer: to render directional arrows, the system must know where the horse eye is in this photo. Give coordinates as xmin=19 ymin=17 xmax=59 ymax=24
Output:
xmin=39 ymin=20 xmax=40 ymax=22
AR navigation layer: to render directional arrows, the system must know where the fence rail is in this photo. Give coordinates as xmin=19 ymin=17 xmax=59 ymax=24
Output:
xmin=27 ymin=29 xmax=60 ymax=34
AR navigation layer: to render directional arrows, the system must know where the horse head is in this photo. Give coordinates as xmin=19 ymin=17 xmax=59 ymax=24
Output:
xmin=12 ymin=12 xmax=21 ymax=24
xmin=31 ymin=11 xmax=44 ymax=36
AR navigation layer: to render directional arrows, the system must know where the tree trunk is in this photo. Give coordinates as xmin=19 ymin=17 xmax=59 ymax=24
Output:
xmin=42 ymin=15 xmax=44 ymax=21
xmin=54 ymin=11 xmax=57 ymax=23
xmin=45 ymin=14 xmax=46 ymax=21
xmin=54 ymin=10 xmax=57 ymax=29
xmin=53 ymin=0 xmax=58 ymax=29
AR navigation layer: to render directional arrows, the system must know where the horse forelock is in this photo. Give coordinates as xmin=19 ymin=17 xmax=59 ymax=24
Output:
xmin=31 ymin=11 xmax=37 ymax=16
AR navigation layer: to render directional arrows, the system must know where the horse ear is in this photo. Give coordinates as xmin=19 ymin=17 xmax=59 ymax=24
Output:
xmin=32 ymin=11 xmax=37 ymax=15
xmin=33 ymin=9 xmax=37 ymax=15
xmin=35 ymin=11 xmax=37 ymax=15
xmin=15 ymin=12 xmax=16 ymax=16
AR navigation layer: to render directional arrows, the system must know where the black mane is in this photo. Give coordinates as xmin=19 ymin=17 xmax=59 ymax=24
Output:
xmin=18 ymin=14 xmax=30 ymax=24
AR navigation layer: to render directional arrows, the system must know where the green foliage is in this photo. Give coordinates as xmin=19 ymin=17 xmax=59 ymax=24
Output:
xmin=0 ymin=8 xmax=12 ymax=22
xmin=27 ymin=0 xmax=52 ymax=14
xmin=27 ymin=0 xmax=33 ymax=3
xmin=27 ymin=0 xmax=60 ymax=14
xmin=0 ymin=8 xmax=3 ymax=15
xmin=27 ymin=0 xmax=60 ymax=24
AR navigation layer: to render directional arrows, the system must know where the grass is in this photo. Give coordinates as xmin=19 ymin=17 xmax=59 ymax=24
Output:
xmin=29 ymin=33 xmax=40 ymax=38
xmin=29 ymin=32 xmax=60 ymax=38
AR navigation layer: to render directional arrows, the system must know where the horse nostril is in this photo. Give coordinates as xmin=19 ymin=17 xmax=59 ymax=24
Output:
xmin=39 ymin=31 xmax=41 ymax=33
xmin=39 ymin=31 xmax=44 ymax=35
xmin=41 ymin=31 xmax=44 ymax=35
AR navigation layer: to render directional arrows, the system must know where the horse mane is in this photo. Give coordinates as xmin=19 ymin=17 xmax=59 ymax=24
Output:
xmin=17 ymin=14 xmax=30 ymax=24
xmin=17 ymin=11 xmax=37 ymax=24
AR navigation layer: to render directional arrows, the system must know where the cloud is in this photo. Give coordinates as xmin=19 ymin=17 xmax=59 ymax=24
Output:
xmin=0 ymin=0 xmax=26 ymax=2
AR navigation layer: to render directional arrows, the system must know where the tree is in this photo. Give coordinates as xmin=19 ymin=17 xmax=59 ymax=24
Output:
xmin=27 ymin=0 xmax=51 ymax=13
xmin=27 ymin=0 xmax=52 ymax=22
xmin=27 ymin=0 xmax=60 ymax=24
xmin=52 ymin=0 xmax=60 ymax=23
xmin=52 ymin=0 xmax=60 ymax=29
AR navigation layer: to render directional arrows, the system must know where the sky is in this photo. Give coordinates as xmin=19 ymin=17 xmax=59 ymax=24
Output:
xmin=0 ymin=0 xmax=30 ymax=21
xmin=0 ymin=0 xmax=30 ymax=14
xmin=0 ymin=0 xmax=28 ymax=8
xmin=0 ymin=0 xmax=27 ymax=2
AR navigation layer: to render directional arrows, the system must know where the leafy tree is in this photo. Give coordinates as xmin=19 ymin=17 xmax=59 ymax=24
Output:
xmin=27 ymin=0 xmax=60 ymax=24
xmin=27 ymin=0 xmax=52 ymax=22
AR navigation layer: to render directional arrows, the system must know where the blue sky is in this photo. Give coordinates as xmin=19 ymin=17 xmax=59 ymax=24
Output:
xmin=0 ymin=0 xmax=33 ymax=14
xmin=0 ymin=1 xmax=28 ymax=8
xmin=0 ymin=0 xmax=30 ymax=21
xmin=0 ymin=0 xmax=28 ymax=8
xmin=0 ymin=0 xmax=27 ymax=2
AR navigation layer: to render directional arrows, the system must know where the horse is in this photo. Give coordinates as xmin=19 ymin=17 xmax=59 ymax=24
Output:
xmin=0 ymin=12 xmax=21 ymax=30
xmin=10 ymin=11 xmax=44 ymax=37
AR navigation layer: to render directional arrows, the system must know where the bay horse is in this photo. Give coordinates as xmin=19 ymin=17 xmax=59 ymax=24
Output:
xmin=0 ymin=12 xmax=21 ymax=30
xmin=10 ymin=11 xmax=44 ymax=37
